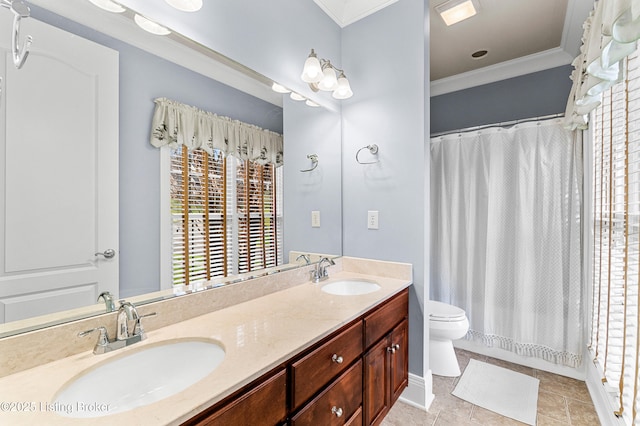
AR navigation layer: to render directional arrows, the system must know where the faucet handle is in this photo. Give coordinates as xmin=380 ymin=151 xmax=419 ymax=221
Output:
xmin=133 ymin=312 xmax=157 ymax=339
xmin=78 ymin=326 xmax=110 ymax=354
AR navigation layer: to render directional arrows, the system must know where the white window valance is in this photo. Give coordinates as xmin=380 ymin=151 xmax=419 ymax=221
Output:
xmin=565 ymin=0 xmax=640 ymax=130
xmin=150 ymin=97 xmax=283 ymax=166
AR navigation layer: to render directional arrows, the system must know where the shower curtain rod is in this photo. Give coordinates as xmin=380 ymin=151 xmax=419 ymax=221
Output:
xmin=430 ymin=113 xmax=565 ymax=139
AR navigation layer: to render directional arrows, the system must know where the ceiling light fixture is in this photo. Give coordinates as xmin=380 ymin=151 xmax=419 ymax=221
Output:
xmin=134 ymin=14 xmax=171 ymax=35
xmin=164 ymin=0 xmax=202 ymax=12
xmin=87 ymin=0 xmax=126 ymax=13
xmin=300 ymin=49 xmax=353 ymax=99
xmin=435 ymin=0 xmax=478 ymax=26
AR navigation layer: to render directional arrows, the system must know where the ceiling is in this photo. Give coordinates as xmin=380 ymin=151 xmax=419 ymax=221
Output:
xmin=315 ymin=0 xmax=594 ymax=96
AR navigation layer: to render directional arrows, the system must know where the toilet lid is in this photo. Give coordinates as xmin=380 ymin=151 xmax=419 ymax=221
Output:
xmin=428 ymin=300 xmax=467 ymax=321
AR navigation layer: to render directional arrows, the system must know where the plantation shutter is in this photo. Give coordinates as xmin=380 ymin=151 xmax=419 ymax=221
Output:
xmin=591 ymin=48 xmax=640 ymax=425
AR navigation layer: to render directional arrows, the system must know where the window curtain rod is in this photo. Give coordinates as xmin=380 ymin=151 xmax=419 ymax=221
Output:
xmin=430 ymin=113 xmax=565 ymax=139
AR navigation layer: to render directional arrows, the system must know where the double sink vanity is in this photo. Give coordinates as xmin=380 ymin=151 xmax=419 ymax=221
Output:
xmin=0 ymin=257 xmax=412 ymax=425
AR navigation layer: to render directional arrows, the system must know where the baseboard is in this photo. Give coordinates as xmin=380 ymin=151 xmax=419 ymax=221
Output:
xmin=399 ymin=372 xmax=434 ymax=411
xmin=585 ymin=360 xmax=626 ymax=426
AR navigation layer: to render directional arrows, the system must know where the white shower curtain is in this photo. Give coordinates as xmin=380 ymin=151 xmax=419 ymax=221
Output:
xmin=430 ymin=118 xmax=584 ymax=367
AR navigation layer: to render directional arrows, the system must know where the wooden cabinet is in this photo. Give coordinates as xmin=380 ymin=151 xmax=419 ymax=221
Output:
xmin=291 ymin=360 xmax=363 ymax=426
xmin=291 ymin=321 xmax=363 ymax=410
xmin=182 ymin=288 xmax=409 ymax=426
xmin=363 ymin=291 xmax=409 ymax=426
xmin=185 ymin=368 xmax=287 ymax=426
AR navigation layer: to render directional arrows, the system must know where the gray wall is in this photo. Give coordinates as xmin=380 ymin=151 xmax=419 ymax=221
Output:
xmin=118 ymin=0 xmax=343 ymax=111
xmin=430 ymin=65 xmax=573 ymax=134
xmin=283 ymin=98 xmax=342 ymax=258
xmin=342 ymin=0 xmax=428 ymax=377
xmin=31 ymin=7 xmax=284 ymax=297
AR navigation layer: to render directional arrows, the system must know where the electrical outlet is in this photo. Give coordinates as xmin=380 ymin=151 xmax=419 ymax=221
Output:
xmin=367 ymin=210 xmax=379 ymax=230
xmin=311 ymin=210 xmax=321 ymax=228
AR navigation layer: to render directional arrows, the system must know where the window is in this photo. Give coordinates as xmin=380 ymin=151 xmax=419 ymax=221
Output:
xmin=169 ymin=145 xmax=283 ymax=286
xmin=590 ymin=48 xmax=640 ymax=424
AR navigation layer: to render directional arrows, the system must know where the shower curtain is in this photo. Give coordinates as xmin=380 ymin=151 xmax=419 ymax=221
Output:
xmin=430 ymin=118 xmax=583 ymax=367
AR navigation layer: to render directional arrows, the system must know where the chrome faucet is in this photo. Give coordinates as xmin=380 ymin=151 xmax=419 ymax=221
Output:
xmin=296 ymin=254 xmax=311 ymax=264
xmin=311 ymin=257 xmax=335 ymax=283
xmin=97 ymin=291 xmax=116 ymax=312
xmin=78 ymin=300 xmax=156 ymax=355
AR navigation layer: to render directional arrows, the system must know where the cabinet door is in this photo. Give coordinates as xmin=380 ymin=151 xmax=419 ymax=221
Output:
xmin=390 ymin=320 xmax=408 ymax=404
xmin=363 ymin=337 xmax=390 ymax=426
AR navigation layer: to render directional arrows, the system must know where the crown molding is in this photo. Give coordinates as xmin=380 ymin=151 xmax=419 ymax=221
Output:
xmin=430 ymin=47 xmax=574 ymax=97
xmin=429 ymin=0 xmax=592 ymax=97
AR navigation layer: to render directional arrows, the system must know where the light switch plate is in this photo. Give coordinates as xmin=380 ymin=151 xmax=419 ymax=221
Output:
xmin=311 ymin=210 xmax=321 ymax=228
xmin=367 ymin=210 xmax=379 ymax=230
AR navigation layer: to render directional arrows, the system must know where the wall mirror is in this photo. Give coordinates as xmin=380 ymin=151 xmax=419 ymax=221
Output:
xmin=0 ymin=0 xmax=342 ymax=338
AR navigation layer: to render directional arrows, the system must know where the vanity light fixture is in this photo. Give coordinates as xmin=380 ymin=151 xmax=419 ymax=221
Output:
xmin=301 ymin=49 xmax=353 ymax=99
xmin=271 ymin=82 xmax=291 ymax=93
xmin=290 ymin=92 xmax=306 ymax=101
xmin=305 ymin=99 xmax=320 ymax=107
xmin=165 ymin=0 xmax=202 ymax=12
xmin=134 ymin=14 xmax=171 ymax=35
xmin=87 ymin=0 xmax=125 ymax=13
xmin=435 ymin=0 xmax=479 ymax=26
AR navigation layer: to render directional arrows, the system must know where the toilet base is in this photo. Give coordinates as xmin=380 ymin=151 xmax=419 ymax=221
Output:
xmin=430 ymin=339 xmax=461 ymax=377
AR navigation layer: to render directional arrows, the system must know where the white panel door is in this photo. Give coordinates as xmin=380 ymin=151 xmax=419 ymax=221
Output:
xmin=0 ymin=15 xmax=119 ymax=323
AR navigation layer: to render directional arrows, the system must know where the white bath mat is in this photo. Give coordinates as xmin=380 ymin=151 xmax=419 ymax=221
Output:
xmin=452 ymin=359 xmax=539 ymax=425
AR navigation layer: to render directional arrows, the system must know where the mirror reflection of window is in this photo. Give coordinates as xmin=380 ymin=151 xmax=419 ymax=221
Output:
xmin=169 ymin=146 xmax=283 ymax=287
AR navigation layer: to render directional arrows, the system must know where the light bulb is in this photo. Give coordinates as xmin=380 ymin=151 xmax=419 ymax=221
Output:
xmin=271 ymin=83 xmax=290 ymax=93
xmin=301 ymin=50 xmax=322 ymax=84
xmin=290 ymin=92 xmax=305 ymax=101
xmin=164 ymin=0 xmax=203 ymax=12
xmin=134 ymin=14 xmax=171 ymax=35
xmin=317 ymin=65 xmax=338 ymax=91
xmin=88 ymin=0 xmax=125 ymax=13
xmin=332 ymin=73 xmax=353 ymax=99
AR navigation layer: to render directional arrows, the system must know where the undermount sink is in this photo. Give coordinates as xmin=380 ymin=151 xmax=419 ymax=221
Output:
xmin=54 ymin=339 xmax=225 ymax=418
xmin=321 ymin=279 xmax=381 ymax=296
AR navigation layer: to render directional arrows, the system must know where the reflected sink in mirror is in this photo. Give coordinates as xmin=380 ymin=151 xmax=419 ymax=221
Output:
xmin=321 ymin=280 xmax=381 ymax=296
xmin=54 ymin=339 xmax=225 ymax=418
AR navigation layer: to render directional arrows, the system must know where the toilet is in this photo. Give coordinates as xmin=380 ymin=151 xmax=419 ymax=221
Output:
xmin=428 ymin=300 xmax=469 ymax=377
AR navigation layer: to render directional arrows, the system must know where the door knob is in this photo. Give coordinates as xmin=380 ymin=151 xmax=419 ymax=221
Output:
xmin=95 ymin=249 xmax=116 ymax=259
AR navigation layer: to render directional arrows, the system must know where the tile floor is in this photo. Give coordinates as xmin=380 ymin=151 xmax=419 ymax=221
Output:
xmin=382 ymin=348 xmax=600 ymax=425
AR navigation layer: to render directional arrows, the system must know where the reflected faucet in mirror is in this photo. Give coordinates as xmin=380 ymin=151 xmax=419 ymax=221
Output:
xmin=97 ymin=291 xmax=116 ymax=313
xmin=78 ymin=300 xmax=156 ymax=355
xmin=296 ymin=254 xmax=311 ymax=264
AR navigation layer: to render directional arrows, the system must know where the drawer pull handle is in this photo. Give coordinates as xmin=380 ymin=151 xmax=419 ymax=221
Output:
xmin=331 ymin=406 xmax=343 ymax=418
xmin=331 ymin=354 xmax=344 ymax=364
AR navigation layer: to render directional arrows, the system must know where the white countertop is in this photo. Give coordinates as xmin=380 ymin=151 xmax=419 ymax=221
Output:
xmin=0 ymin=270 xmax=411 ymax=425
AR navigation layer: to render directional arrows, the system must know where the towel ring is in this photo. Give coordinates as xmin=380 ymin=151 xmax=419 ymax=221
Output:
xmin=356 ymin=144 xmax=379 ymax=164
xmin=300 ymin=154 xmax=318 ymax=172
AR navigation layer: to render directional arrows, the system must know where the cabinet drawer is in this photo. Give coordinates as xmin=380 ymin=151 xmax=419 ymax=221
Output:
xmin=291 ymin=320 xmax=363 ymax=409
xmin=189 ymin=369 xmax=287 ymax=426
xmin=364 ymin=289 xmax=408 ymax=348
xmin=291 ymin=359 xmax=363 ymax=426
